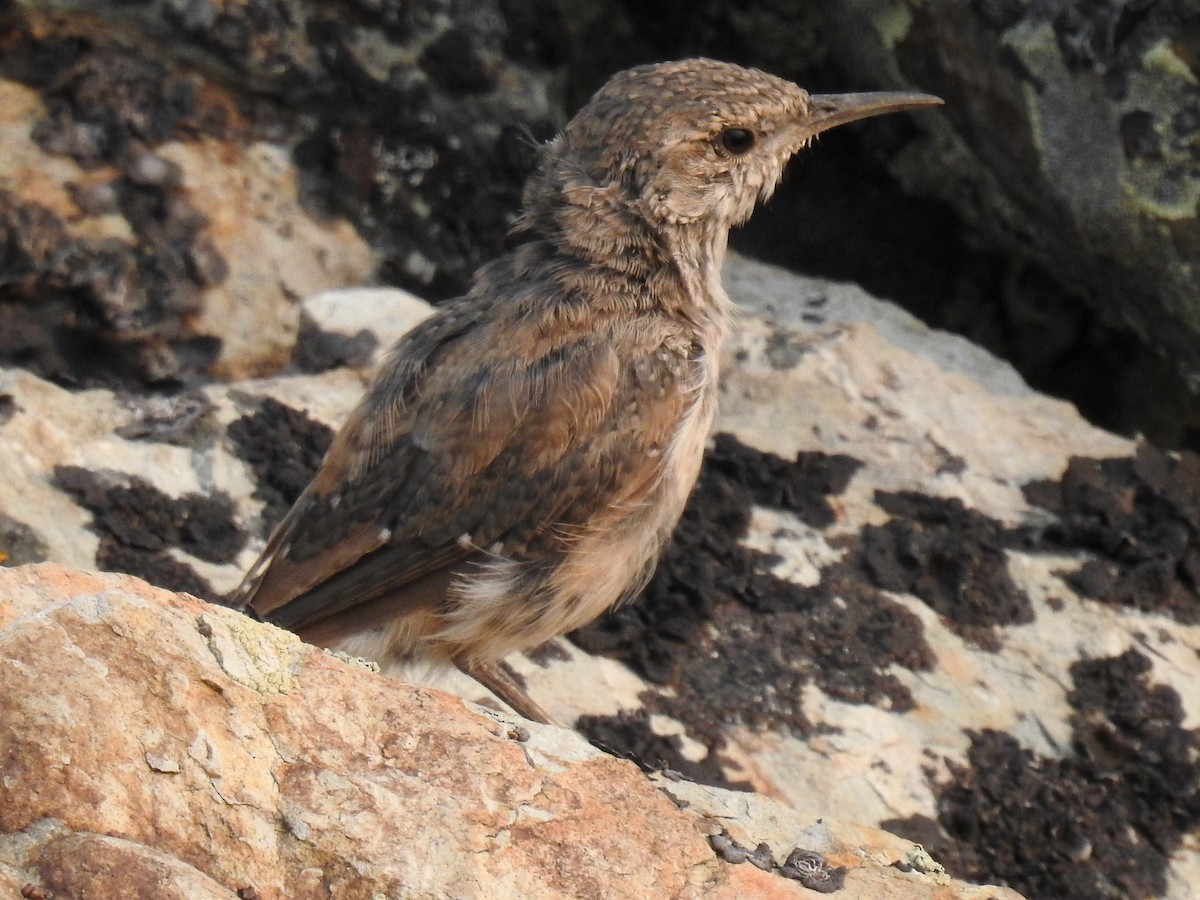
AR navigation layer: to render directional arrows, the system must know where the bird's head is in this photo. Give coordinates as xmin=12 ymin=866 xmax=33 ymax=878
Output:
xmin=561 ymin=59 xmax=942 ymax=231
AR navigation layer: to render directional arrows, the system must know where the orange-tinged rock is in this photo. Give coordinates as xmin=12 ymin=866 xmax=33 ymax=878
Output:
xmin=0 ymin=563 xmax=1021 ymax=898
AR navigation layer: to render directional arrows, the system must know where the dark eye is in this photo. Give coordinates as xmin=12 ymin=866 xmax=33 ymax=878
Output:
xmin=717 ymin=127 xmax=756 ymax=155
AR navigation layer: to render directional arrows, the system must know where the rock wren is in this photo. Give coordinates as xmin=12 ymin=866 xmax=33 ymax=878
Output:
xmin=236 ymin=59 xmax=941 ymax=724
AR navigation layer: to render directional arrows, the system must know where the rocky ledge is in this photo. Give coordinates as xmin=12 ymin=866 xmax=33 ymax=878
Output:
xmin=0 ymin=564 xmax=1018 ymax=899
xmin=2 ymin=255 xmax=1199 ymax=898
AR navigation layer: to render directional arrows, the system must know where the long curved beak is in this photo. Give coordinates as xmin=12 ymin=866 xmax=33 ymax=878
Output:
xmin=805 ymin=91 xmax=943 ymax=134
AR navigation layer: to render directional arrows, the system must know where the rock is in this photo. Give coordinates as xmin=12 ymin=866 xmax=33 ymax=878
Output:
xmin=831 ymin=0 xmax=1200 ymax=385
xmin=818 ymin=0 xmax=1200 ymax=447
xmin=6 ymin=0 xmax=1197 ymax=449
xmin=561 ymin=0 xmax=1200 ymax=449
xmin=296 ymin=286 xmax=435 ymax=372
xmin=0 ymin=361 xmax=365 ymax=584
xmin=0 ymin=563 xmax=1018 ymax=899
xmin=5 ymin=822 xmax=240 ymax=900
xmin=1 ymin=255 xmax=1196 ymax=897
xmin=5 ymin=6 xmax=1196 ymax=895
xmin=571 ymin=257 xmax=1200 ymax=900
xmin=0 ymin=3 xmax=563 ymax=387
xmin=0 ymin=72 xmax=375 ymax=384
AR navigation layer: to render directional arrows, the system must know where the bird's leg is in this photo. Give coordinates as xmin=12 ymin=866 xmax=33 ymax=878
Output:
xmin=455 ymin=656 xmax=558 ymax=726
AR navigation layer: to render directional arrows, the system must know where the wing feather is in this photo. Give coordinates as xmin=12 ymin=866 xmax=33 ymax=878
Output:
xmin=237 ymin=295 xmax=699 ymax=636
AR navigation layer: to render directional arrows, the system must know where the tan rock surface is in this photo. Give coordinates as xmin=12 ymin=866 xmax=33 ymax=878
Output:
xmin=1 ymin=255 xmax=1195 ymax=896
xmin=0 ymin=563 xmax=1019 ymax=899
xmin=0 ymin=76 xmax=375 ymax=380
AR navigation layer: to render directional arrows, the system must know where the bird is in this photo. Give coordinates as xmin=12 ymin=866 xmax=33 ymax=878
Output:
xmin=234 ymin=58 xmax=942 ymax=725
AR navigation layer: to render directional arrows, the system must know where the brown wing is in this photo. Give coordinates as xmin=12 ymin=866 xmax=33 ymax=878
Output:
xmin=236 ymin=297 xmax=698 ymax=635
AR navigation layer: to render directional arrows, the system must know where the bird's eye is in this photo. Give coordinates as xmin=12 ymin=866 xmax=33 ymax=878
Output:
xmin=717 ymin=127 xmax=756 ymax=155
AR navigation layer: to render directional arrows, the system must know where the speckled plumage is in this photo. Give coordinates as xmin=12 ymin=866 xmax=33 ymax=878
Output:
xmin=235 ymin=59 xmax=940 ymax=723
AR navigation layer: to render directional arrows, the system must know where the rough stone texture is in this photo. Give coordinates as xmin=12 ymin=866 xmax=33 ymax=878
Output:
xmin=584 ymin=256 xmax=1199 ymax=900
xmin=0 ymin=2 xmax=561 ymax=387
xmin=559 ymin=1 xmax=1200 ymax=449
xmin=2 ymin=256 xmax=1197 ymax=898
xmin=4 ymin=0 xmax=1195 ymax=451
xmin=7 ymin=4 xmax=1197 ymax=897
xmin=0 ymin=39 xmax=376 ymax=384
xmin=0 ymin=347 xmax=365 ymax=591
xmin=0 ymin=563 xmax=1017 ymax=899
xmin=8 ymin=0 xmax=1195 ymax=450
xmin=825 ymin=0 xmax=1200 ymax=438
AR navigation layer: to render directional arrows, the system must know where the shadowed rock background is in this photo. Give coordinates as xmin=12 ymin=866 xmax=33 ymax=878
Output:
xmin=2 ymin=0 xmax=1198 ymax=446
xmin=1 ymin=2 xmax=1199 ymax=899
